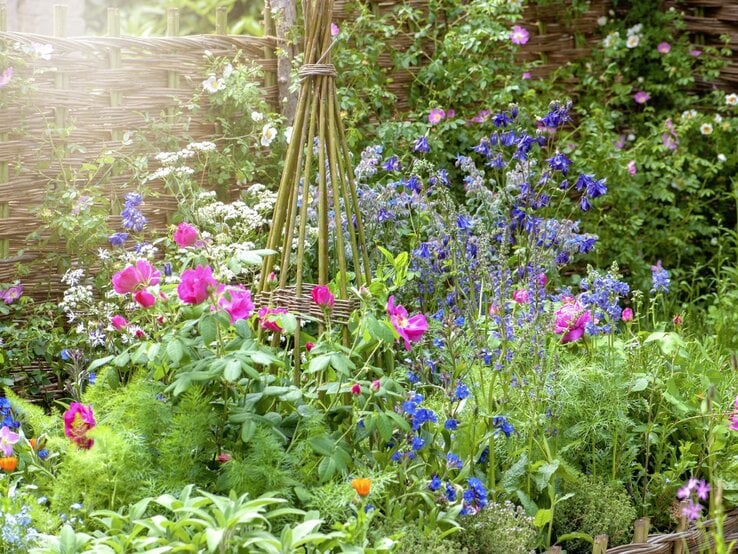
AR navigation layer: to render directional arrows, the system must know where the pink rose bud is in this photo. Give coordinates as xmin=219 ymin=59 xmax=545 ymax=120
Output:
xmin=512 ymin=289 xmax=530 ymax=304
xmin=134 ymin=328 xmax=146 ymax=339
xmin=350 ymin=383 xmax=361 ymax=395
xmin=489 ymin=304 xmax=500 ymax=315
xmin=217 ymin=452 xmax=232 ymax=464
xmin=311 ymin=285 xmax=335 ymax=308
xmin=110 ymin=314 xmax=127 ymax=330
xmin=622 ymin=307 xmax=634 ymax=322
xmin=370 ymin=379 xmax=381 ymax=392
xmin=134 ymin=289 xmax=156 ymax=308
xmin=673 ymin=314 xmax=683 ymax=326
xmin=305 ymin=341 xmax=315 ymax=352
xmin=627 ymin=160 xmax=637 ymax=175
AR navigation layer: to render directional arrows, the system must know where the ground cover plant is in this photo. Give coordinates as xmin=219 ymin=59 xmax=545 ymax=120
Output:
xmin=1 ymin=0 xmax=738 ymax=552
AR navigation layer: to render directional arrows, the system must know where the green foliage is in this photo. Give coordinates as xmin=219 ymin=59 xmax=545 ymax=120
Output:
xmin=216 ymin=425 xmax=298 ymax=499
xmin=458 ymin=500 xmax=537 ymax=554
xmin=554 ymin=475 xmax=637 ymax=552
xmin=379 ymin=522 xmax=468 ymax=554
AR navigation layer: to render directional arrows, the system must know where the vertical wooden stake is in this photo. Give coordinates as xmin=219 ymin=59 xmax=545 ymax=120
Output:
xmin=107 ymin=8 xmax=122 ymax=141
xmin=53 ymin=5 xmax=68 ymax=131
xmin=0 ymin=4 xmax=7 ymax=259
xmin=273 ymin=0 xmax=297 ymax=122
xmin=215 ymin=6 xmax=227 ymax=34
xmin=592 ymin=534 xmax=608 ymax=554
xmin=166 ymin=8 xmax=180 ymax=124
xmin=263 ymin=0 xmax=277 ymax=92
xmin=633 ymin=517 xmax=650 ymax=543
xmin=672 ymin=501 xmax=689 ymax=554
xmin=547 ymin=547 xmax=562 ymax=554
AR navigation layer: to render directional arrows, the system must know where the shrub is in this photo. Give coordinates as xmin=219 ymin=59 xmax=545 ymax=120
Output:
xmin=458 ymin=500 xmax=537 ymax=554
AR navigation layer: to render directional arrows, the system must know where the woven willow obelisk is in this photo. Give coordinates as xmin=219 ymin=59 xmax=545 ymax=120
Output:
xmin=260 ymin=0 xmax=371 ymax=303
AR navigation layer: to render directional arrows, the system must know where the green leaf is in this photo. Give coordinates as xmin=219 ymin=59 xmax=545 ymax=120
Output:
xmin=205 ymin=527 xmax=225 ymax=553
xmin=241 ymin=419 xmax=257 ymax=443
xmin=223 ymin=359 xmax=242 ymax=382
xmin=167 ymin=339 xmax=184 ymax=365
xmin=533 ymin=508 xmax=552 ymax=528
xmin=87 ymin=355 xmax=114 ymax=372
xmin=309 ymin=436 xmax=335 ymax=457
xmin=199 ymin=315 xmax=218 ymax=346
xmin=557 ymin=532 xmax=594 ymax=544
xmin=367 ymin=315 xmax=396 ymax=344
xmin=631 ymin=376 xmax=650 ymax=392
xmin=308 ymin=354 xmax=332 ymax=374
xmin=533 ymin=459 xmax=560 ymax=491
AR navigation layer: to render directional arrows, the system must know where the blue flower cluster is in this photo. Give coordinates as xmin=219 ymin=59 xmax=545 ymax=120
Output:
xmin=0 ymin=397 xmax=18 ymax=430
xmin=580 ymin=266 xmax=630 ymax=334
xmin=354 ymin=145 xmax=383 ymax=182
xmin=120 ymin=192 xmax=147 ymax=233
xmin=391 ymin=392 xmax=438 ymax=462
xmin=493 ymin=415 xmax=515 ymax=437
xmin=460 ymin=477 xmax=488 ymax=515
xmin=650 ymin=260 xmax=670 ymax=294
xmin=0 ymin=505 xmax=38 ymax=550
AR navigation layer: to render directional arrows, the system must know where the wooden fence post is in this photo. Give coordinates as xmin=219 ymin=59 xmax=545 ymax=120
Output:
xmin=672 ymin=501 xmax=689 ymax=554
xmin=107 ymin=8 xmax=122 ymax=141
xmin=273 ymin=0 xmax=297 ymax=123
xmin=634 ymin=517 xmax=650 ymax=543
xmin=263 ymin=0 xmax=276 ymax=92
xmin=0 ymin=1 xmax=8 ymax=259
xmin=166 ymin=8 xmax=179 ymax=124
xmin=215 ymin=6 xmax=227 ymax=35
xmin=592 ymin=534 xmax=609 ymax=554
xmin=53 ymin=4 xmax=68 ymax=131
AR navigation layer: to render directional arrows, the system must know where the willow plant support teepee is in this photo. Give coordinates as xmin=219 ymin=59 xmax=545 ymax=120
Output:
xmin=258 ymin=0 xmax=371 ymax=371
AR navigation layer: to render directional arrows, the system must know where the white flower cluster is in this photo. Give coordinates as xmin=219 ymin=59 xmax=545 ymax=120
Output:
xmin=202 ymin=63 xmax=233 ymax=94
xmin=193 ymin=185 xmax=277 ymax=244
xmin=148 ymin=141 xmax=217 ymax=182
xmin=625 ymin=23 xmax=642 ymax=48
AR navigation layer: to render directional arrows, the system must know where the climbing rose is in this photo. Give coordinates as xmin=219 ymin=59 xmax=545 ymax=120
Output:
xmin=177 ymin=265 xmax=218 ymax=305
xmin=554 ymin=297 xmax=591 ymax=344
xmin=387 ymin=296 xmax=428 ymax=350
xmin=258 ymin=306 xmax=288 ymax=333
xmin=173 ymin=222 xmax=199 ymax=248
xmin=63 ymin=403 xmax=96 ymax=449
xmin=112 ymin=259 xmax=160 ymax=294
xmin=134 ymin=289 xmax=156 ymax=308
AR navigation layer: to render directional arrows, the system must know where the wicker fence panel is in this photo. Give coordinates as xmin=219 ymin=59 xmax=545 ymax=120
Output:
xmin=0 ymin=32 xmax=277 ymax=300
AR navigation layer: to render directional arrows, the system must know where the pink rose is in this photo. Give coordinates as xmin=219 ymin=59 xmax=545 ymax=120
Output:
xmin=110 ymin=314 xmax=127 ymax=330
xmin=173 ymin=222 xmax=199 ymax=248
xmin=510 ymin=25 xmax=529 ymax=45
xmin=311 ymin=285 xmax=335 ymax=308
xmin=177 ymin=265 xmax=218 ymax=305
xmin=218 ymin=285 xmax=255 ymax=323
xmin=258 ymin=306 xmax=288 ymax=333
xmin=351 ymin=383 xmax=361 ymax=395
xmin=554 ymin=297 xmax=591 ymax=344
xmin=305 ymin=341 xmax=315 ymax=352
xmin=134 ymin=289 xmax=156 ymax=308
xmin=386 ymin=296 xmax=428 ymax=350
xmin=657 ymin=42 xmax=671 ymax=54
xmin=370 ymin=379 xmax=381 ymax=392
xmin=112 ymin=259 xmax=160 ymax=294
xmin=622 ymin=307 xmax=634 ymax=322
xmin=512 ymin=289 xmax=530 ymax=304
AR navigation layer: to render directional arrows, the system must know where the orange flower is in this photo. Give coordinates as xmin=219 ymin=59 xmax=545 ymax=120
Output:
xmin=0 ymin=456 xmax=17 ymax=472
xmin=29 ymin=438 xmax=37 ymax=450
xmin=351 ymin=478 xmax=371 ymax=498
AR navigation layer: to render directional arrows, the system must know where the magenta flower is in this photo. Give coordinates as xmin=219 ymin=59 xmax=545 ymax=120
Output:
xmin=682 ymin=499 xmax=702 ymax=521
xmin=512 ymin=289 xmax=530 ymax=304
xmin=370 ymin=379 xmax=381 ymax=392
xmin=554 ymin=297 xmax=591 ymax=344
xmin=173 ymin=222 xmax=199 ymax=248
xmin=0 ymin=67 xmax=12 ymax=89
xmin=657 ymin=42 xmax=671 ymax=54
xmin=177 ymin=265 xmax=218 ymax=305
xmin=537 ymin=273 xmax=547 ymax=287
xmin=622 ymin=307 xmax=634 ymax=322
xmin=0 ymin=426 xmax=19 ymax=457
xmin=510 ymin=25 xmax=530 ymax=45
xmin=331 ymin=22 xmax=340 ymax=37
xmin=446 ymin=109 xmax=456 ymax=119
xmin=351 ymin=383 xmax=361 ymax=395
xmin=63 ymin=403 xmax=96 ymax=449
xmin=134 ymin=289 xmax=156 ymax=308
xmin=110 ymin=314 xmax=127 ymax=330
xmin=386 ymin=296 xmax=428 ymax=350
xmin=627 ymin=160 xmax=637 ymax=175
xmin=677 ymin=483 xmax=691 ymax=499
xmin=428 ymin=108 xmax=446 ymax=125
xmin=695 ymin=480 xmax=710 ymax=501
xmin=258 ymin=306 xmax=288 ymax=333
xmin=112 ymin=259 xmax=160 ymax=295
xmin=471 ymin=109 xmax=491 ymax=123
xmin=218 ymin=285 xmax=255 ymax=323
xmin=689 ymin=49 xmax=702 ymax=57
xmin=522 ymin=72 xmax=532 ymax=80
xmin=311 ymin=285 xmax=335 ymax=308
xmin=633 ymin=91 xmax=650 ymax=104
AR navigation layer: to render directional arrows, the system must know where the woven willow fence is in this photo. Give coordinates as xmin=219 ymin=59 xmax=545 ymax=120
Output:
xmin=0 ymin=5 xmax=277 ymax=299
xmin=2 ymin=0 xmax=738 ymax=302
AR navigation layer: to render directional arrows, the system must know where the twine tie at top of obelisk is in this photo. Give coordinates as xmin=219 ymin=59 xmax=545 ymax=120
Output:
xmin=298 ymin=63 xmax=337 ymax=81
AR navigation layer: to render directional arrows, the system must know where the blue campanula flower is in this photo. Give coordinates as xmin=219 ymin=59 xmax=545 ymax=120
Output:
xmin=411 ymin=436 xmax=425 ymax=451
xmin=454 ymin=382 xmax=469 ymax=400
xmin=493 ymin=415 xmax=515 ymax=437
xmin=445 ymin=418 xmax=458 ymax=430
xmin=650 ymin=260 xmax=671 ymax=293
xmin=447 ymin=452 xmax=463 ymax=469
xmin=445 ymin=483 xmax=457 ymax=502
xmin=414 ymin=136 xmax=430 ymax=153
xmin=108 ymin=232 xmax=128 ymax=247
xmin=38 ymin=448 xmax=49 ymax=460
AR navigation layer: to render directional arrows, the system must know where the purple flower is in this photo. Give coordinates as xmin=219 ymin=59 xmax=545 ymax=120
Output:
xmin=108 ymin=232 xmax=129 ymax=247
xmin=695 ymin=480 xmax=710 ymax=501
xmin=634 ymin=91 xmax=650 ymax=104
xmin=510 ymin=25 xmax=530 ymax=45
xmin=413 ymin=136 xmax=430 ymax=153
xmin=657 ymin=42 xmax=671 ymax=54
xmin=2 ymin=283 xmax=22 ymax=304
xmin=689 ymin=49 xmax=702 ymax=57
xmin=682 ymin=499 xmax=702 ymax=521
xmin=428 ymin=108 xmax=446 ymax=125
